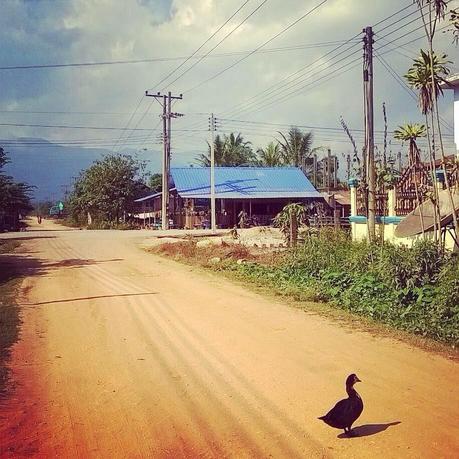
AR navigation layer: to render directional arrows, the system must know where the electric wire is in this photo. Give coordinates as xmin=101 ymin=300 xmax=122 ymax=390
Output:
xmin=183 ymin=0 xmax=329 ymax=94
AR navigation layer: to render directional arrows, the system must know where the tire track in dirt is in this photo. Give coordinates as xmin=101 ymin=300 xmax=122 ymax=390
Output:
xmin=51 ymin=234 xmax=326 ymax=457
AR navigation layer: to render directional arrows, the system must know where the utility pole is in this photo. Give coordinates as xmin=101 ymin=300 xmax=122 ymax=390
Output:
xmin=145 ymin=90 xmax=183 ymax=230
xmin=363 ymin=26 xmax=376 ymax=241
xmin=209 ymin=113 xmax=217 ymax=233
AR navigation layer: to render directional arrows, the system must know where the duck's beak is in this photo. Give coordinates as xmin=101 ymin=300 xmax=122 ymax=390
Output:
xmin=355 ymin=376 xmax=362 ymax=383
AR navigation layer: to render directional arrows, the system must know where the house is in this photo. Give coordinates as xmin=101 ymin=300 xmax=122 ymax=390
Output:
xmin=440 ymin=73 xmax=459 ymax=155
xmin=134 ymin=167 xmax=324 ymax=229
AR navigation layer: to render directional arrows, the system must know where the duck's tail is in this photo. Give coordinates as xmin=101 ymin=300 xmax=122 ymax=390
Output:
xmin=318 ymin=415 xmax=326 ymax=421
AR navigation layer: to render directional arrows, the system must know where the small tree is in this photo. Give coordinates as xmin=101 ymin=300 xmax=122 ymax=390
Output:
xmin=67 ymin=154 xmax=147 ymax=225
xmin=394 ymin=123 xmax=427 ymax=235
xmin=273 ymin=203 xmax=307 ymax=247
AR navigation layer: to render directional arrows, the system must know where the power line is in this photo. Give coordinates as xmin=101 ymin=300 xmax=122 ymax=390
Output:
xmin=154 ymin=0 xmax=250 ymax=90
xmin=154 ymin=0 xmax=270 ymax=91
xmin=118 ymin=1 xmax=263 ymax=154
xmin=216 ymin=3 xmax=421 ymax=119
xmin=184 ymin=0 xmax=329 ymax=94
xmin=0 ymin=121 xmax=206 ymax=131
xmin=0 ymin=40 xmax=357 ymax=72
xmin=226 ymin=17 xmax=444 ymax=119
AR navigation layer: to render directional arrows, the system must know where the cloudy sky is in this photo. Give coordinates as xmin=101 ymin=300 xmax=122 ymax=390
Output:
xmin=1 ymin=0 xmax=458 ymax=169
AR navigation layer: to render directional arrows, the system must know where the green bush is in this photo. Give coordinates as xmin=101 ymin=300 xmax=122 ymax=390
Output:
xmin=227 ymin=233 xmax=459 ymax=345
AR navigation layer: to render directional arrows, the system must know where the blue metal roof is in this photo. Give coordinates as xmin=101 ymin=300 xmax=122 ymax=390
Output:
xmin=134 ymin=188 xmax=176 ymax=202
xmin=170 ymin=167 xmax=321 ymax=199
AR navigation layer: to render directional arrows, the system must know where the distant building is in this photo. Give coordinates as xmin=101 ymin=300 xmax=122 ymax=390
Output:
xmin=134 ymin=167 xmax=324 ymax=229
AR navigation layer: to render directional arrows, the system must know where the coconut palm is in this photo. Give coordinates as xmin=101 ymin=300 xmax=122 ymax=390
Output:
xmin=195 ymin=133 xmax=256 ymax=167
xmin=277 ymin=127 xmax=313 ymax=167
xmin=195 ymin=134 xmax=226 ymax=167
xmin=257 ymin=142 xmax=283 ymax=166
xmin=224 ymin=133 xmax=256 ymax=166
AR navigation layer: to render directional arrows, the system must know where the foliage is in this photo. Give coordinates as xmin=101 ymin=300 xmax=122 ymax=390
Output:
xmin=0 ymin=147 xmax=33 ymax=219
xmin=154 ymin=231 xmax=459 ymax=345
xmin=66 ymin=154 xmax=147 ymax=225
xmin=34 ymin=200 xmax=54 ymax=217
xmin=394 ymin=123 xmax=426 ymax=167
xmin=273 ymin=203 xmax=307 ymax=246
xmin=277 ymin=127 xmax=313 ymax=167
xmin=196 ymin=133 xmax=257 ymax=166
xmin=257 ymin=142 xmax=283 ymax=166
xmin=148 ymin=173 xmax=162 ymax=192
xmin=451 ymin=8 xmax=459 ymax=44
xmin=405 ymin=49 xmax=450 ymax=114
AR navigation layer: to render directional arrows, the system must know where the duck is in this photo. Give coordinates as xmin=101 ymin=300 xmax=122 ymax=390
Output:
xmin=318 ymin=373 xmax=364 ymax=436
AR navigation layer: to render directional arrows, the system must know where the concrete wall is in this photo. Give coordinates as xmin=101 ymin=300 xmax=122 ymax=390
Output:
xmin=349 ymin=182 xmax=456 ymax=250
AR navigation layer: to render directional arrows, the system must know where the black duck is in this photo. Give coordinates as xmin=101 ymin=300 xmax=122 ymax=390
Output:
xmin=318 ymin=373 xmax=363 ymax=436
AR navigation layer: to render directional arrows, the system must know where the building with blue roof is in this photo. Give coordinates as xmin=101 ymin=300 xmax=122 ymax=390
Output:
xmin=134 ymin=166 xmax=324 ymax=229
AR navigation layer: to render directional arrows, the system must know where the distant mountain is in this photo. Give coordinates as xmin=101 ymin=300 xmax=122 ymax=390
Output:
xmin=2 ymin=138 xmax=194 ymax=202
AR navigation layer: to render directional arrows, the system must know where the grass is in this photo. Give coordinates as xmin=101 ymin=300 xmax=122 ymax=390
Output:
xmin=0 ymin=239 xmax=22 ymax=396
xmin=149 ymin=236 xmax=459 ymax=355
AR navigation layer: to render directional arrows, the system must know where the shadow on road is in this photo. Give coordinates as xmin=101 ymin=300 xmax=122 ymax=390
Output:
xmin=338 ymin=421 xmax=401 ymax=438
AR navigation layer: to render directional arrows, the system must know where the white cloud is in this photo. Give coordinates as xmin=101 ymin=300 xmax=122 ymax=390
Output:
xmin=0 ymin=0 xmax=457 ymax=161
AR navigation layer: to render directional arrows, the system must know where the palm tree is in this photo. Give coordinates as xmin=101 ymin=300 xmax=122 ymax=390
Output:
xmin=195 ymin=133 xmax=256 ymax=166
xmin=224 ymin=133 xmax=256 ymax=166
xmin=257 ymin=142 xmax=283 ymax=166
xmin=393 ymin=123 xmax=426 ymax=164
xmin=410 ymin=1 xmax=459 ymax=246
xmin=277 ymin=127 xmax=313 ymax=167
xmin=405 ymin=50 xmax=449 ymax=115
xmin=394 ymin=123 xmax=427 ymax=235
xmin=405 ymin=49 xmax=458 ymax=245
xmin=195 ymin=134 xmax=225 ymax=167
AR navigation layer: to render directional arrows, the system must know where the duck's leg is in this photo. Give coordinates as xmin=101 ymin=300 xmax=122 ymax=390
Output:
xmin=346 ymin=428 xmax=357 ymax=437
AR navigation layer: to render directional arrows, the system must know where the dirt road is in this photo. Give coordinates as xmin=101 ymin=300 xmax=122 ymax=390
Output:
xmin=1 ymin=220 xmax=458 ymax=458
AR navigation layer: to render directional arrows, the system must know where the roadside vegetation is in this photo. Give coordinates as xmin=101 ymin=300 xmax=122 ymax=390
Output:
xmin=0 ymin=239 xmax=22 ymax=396
xmin=64 ymin=153 xmax=150 ymax=228
xmin=151 ymin=230 xmax=458 ymax=346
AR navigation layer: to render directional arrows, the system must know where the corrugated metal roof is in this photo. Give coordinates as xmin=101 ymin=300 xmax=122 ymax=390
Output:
xmin=170 ymin=167 xmax=321 ymax=199
xmin=134 ymin=188 xmax=176 ymax=202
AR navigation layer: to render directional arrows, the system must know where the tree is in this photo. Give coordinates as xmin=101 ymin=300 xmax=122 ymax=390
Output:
xmin=0 ymin=147 xmax=33 ymax=228
xmin=67 ymin=154 xmax=147 ymax=224
xmin=393 ymin=124 xmax=426 ymax=164
xmin=256 ymin=142 xmax=283 ymax=166
xmin=450 ymin=8 xmax=459 ymax=44
xmin=277 ymin=127 xmax=313 ymax=167
xmin=196 ymin=133 xmax=256 ymax=166
xmin=394 ymin=123 xmax=427 ymax=235
xmin=148 ymin=173 xmax=162 ymax=192
xmin=273 ymin=203 xmax=307 ymax=247
xmin=35 ymin=200 xmax=54 ymax=217
xmin=405 ymin=50 xmax=450 ymax=115
xmin=405 ymin=49 xmax=458 ymax=246
xmin=411 ymin=1 xmax=459 ymax=247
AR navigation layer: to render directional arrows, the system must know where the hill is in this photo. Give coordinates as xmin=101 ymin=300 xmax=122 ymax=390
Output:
xmin=2 ymin=138 xmax=170 ymax=202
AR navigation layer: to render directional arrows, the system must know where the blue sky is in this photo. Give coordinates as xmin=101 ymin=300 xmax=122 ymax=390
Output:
xmin=1 ymin=0 xmax=458 ymax=166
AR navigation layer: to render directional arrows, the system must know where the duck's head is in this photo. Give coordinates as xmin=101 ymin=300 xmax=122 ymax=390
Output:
xmin=346 ymin=373 xmax=362 ymax=387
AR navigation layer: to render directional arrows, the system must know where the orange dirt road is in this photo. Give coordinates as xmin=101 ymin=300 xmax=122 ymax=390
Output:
xmin=1 ymin=220 xmax=458 ymax=458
